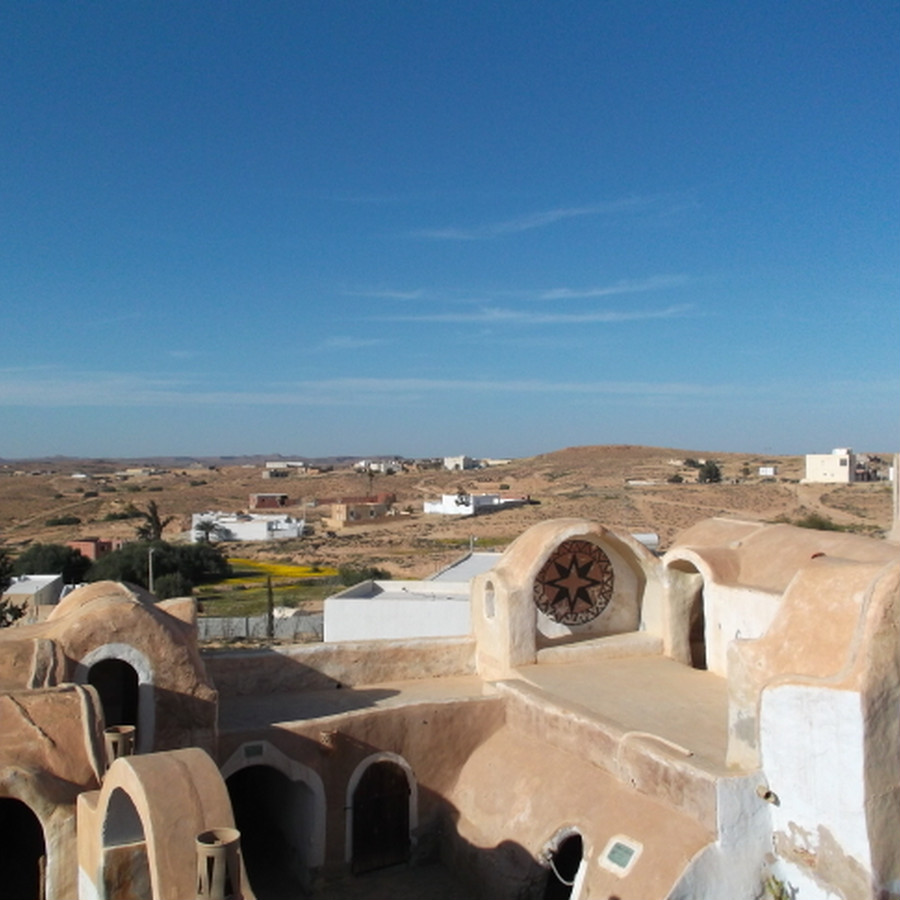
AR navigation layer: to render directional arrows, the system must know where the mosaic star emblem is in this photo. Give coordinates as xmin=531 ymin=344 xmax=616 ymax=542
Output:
xmin=533 ymin=539 xmax=614 ymax=625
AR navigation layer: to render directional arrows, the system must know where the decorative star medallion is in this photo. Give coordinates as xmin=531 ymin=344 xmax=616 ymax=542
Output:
xmin=533 ymin=539 xmax=614 ymax=624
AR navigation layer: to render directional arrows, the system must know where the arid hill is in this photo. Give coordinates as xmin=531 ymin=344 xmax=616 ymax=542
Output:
xmin=0 ymin=446 xmax=892 ymax=578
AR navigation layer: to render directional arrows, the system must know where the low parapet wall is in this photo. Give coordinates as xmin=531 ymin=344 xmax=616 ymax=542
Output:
xmin=203 ymin=636 xmax=476 ymax=696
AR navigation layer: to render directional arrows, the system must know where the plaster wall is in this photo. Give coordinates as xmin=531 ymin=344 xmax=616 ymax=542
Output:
xmin=761 ymin=684 xmax=871 ymax=897
xmin=203 ymin=636 xmax=475 ymax=696
xmin=704 ymin=584 xmax=780 ymax=676
xmin=324 ymin=598 xmax=470 ymax=642
xmin=0 ymin=684 xmax=104 ymax=900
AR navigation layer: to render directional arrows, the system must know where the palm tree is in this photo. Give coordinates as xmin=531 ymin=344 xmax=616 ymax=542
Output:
xmin=194 ymin=518 xmax=222 ymax=543
xmin=135 ymin=500 xmax=175 ymax=542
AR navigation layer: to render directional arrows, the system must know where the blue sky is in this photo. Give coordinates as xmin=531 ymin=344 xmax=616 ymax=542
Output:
xmin=1 ymin=2 xmax=897 ymax=459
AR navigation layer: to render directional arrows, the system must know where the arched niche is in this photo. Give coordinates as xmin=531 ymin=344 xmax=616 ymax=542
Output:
xmin=346 ymin=752 xmax=417 ymax=875
xmin=533 ymin=535 xmax=645 ymax=647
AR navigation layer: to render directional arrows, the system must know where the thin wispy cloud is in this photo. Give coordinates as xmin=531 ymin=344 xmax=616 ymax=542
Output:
xmin=374 ymin=304 xmax=693 ymax=325
xmin=412 ymin=197 xmax=659 ymax=241
xmin=342 ymin=288 xmax=426 ymax=301
xmin=1 ymin=367 xmax=896 ymax=410
xmin=320 ymin=336 xmax=384 ymax=350
xmin=537 ymin=275 xmax=688 ymax=300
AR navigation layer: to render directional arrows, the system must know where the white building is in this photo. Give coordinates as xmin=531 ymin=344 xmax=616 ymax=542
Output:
xmin=443 ymin=455 xmax=478 ymax=471
xmin=3 ymin=574 xmax=64 ymax=622
xmin=804 ymin=447 xmax=856 ymax=483
xmin=324 ymin=551 xmax=501 ymax=642
xmin=191 ymin=511 xmax=305 ymax=542
xmin=424 ymin=492 xmax=527 ymax=516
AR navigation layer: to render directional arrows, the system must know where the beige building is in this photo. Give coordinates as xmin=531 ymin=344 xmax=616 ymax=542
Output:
xmin=0 ymin=515 xmax=898 ymax=899
xmin=804 ymin=447 xmax=856 ymax=483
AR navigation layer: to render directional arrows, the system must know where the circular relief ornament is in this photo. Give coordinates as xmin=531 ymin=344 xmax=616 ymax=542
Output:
xmin=533 ymin=539 xmax=614 ymax=625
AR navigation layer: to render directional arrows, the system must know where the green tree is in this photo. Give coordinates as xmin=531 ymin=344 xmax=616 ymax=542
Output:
xmin=697 ymin=461 xmax=722 ymax=484
xmin=13 ymin=543 xmax=92 ymax=583
xmin=0 ymin=546 xmax=24 ymax=627
xmin=87 ymin=540 xmax=231 ymax=591
xmin=134 ymin=500 xmax=175 ymax=541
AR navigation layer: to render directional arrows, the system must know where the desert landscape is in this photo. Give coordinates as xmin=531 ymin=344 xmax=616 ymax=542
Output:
xmin=0 ymin=445 xmax=892 ymax=579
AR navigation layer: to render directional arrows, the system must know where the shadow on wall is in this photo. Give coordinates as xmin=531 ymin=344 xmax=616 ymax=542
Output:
xmin=218 ymin=724 xmax=570 ymax=900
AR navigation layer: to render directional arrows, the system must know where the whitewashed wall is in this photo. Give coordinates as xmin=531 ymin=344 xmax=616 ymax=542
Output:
xmin=761 ymin=685 xmax=871 ymax=896
xmin=324 ymin=597 xmax=471 ymax=642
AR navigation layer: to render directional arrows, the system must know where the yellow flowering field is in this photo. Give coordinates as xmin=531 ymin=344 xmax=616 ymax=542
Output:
xmin=224 ymin=558 xmax=338 ymax=585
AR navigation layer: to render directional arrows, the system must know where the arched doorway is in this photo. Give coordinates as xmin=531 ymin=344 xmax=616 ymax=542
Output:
xmin=350 ymin=759 xmax=412 ymax=875
xmin=102 ymin=788 xmax=152 ymax=900
xmin=89 ymin=658 xmax=139 ymax=728
xmin=226 ymin=765 xmax=316 ymax=898
xmin=0 ymin=797 xmax=46 ymax=900
xmin=667 ymin=560 xmax=707 ymax=670
xmin=542 ymin=832 xmax=583 ymax=900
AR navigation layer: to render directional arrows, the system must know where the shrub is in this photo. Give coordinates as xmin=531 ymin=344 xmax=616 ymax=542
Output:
xmin=793 ymin=513 xmax=844 ymax=532
xmin=667 ymin=473 xmax=684 ymax=484
xmin=153 ymin=572 xmax=193 ymax=600
xmin=45 ymin=515 xmax=82 ymax=526
xmin=337 ymin=564 xmax=391 ymax=586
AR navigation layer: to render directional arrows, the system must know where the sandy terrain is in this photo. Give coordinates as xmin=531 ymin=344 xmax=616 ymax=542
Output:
xmin=0 ymin=446 xmax=893 ymax=578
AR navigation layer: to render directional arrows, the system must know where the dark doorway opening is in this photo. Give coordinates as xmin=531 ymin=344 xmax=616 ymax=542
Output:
xmin=351 ymin=761 xmax=411 ymax=875
xmin=688 ymin=589 xmax=707 ymax=670
xmin=226 ymin=765 xmax=314 ymax=899
xmin=542 ymin=833 xmax=583 ymax=900
xmin=88 ymin=658 xmax=139 ymax=728
xmin=0 ymin=797 xmax=46 ymax=900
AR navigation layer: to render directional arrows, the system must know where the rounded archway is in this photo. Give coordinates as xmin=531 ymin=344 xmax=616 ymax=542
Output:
xmin=226 ymin=764 xmax=317 ymax=897
xmin=0 ymin=797 xmax=46 ymax=900
xmin=666 ymin=559 xmax=707 ymax=669
xmin=102 ymin=788 xmax=151 ymax=900
xmin=89 ymin=658 xmax=139 ymax=728
xmin=348 ymin=756 xmax=416 ymax=875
